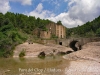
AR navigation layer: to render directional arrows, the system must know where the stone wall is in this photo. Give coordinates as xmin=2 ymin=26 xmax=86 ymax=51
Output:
xmin=40 ymin=39 xmax=57 ymax=44
xmin=57 ymin=37 xmax=100 ymax=47
xmin=33 ymin=23 xmax=66 ymax=39
xmin=56 ymin=25 xmax=66 ymax=38
xmin=40 ymin=31 xmax=51 ymax=39
xmin=38 ymin=37 xmax=100 ymax=48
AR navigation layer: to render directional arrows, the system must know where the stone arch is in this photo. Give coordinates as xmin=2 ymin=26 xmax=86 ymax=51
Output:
xmin=69 ymin=40 xmax=78 ymax=51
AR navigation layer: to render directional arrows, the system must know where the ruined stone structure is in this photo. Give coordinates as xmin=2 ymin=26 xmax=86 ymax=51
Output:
xmin=40 ymin=23 xmax=66 ymax=39
xmin=56 ymin=24 xmax=66 ymax=38
xmin=40 ymin=31 xmax=51 ymax=39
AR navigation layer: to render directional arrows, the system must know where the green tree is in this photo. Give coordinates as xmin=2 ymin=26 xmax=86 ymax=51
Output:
xmin=57 ymin=20 xmax=62 ymax=25
xmin=96 ymin=28 xmax=100 ymax=36
xmin=0 ymin=13 xmax=4 ymax=26
xmin=66 ymin=16 xmax=100 ymax=37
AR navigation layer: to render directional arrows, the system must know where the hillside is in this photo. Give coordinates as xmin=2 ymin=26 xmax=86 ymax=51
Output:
xmin=0 ymin=11 xmax=100 ymax=58
xmin=0 ymin=12 xmax=66 ymax=57
xmin=0 ymin=12 xmax=54 ymax=57
xmin=66 ymin=16 xmax=100 ymax=38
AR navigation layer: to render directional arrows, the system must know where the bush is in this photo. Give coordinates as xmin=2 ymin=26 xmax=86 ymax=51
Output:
xmin=19 ymin=49 xmax=26 ymax=57
xmin=51 ymin=34 xmax=58 ymax=39
xmin=96 ymin=28 xmax=100 ymax=36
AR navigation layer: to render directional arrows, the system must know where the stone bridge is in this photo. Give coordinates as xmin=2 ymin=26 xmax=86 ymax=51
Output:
xmin=40 ymin=37 xmax=100 ymax=51
xmin=57 ymin=37 xmax=100 ymax=51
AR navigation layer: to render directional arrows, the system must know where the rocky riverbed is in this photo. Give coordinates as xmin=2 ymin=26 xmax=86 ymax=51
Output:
xmin=63 ymin=42 xmax=100 ymax=75
xmin=13 ymin=41 xmax=100 ymax=75
xmin=13 ymin=42 xmax=72 ymax=57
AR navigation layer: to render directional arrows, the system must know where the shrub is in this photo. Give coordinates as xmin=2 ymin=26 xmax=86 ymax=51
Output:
xmin=19 ymin=49 xmax=26 ymax=57
xmin=51 ymin=34 xmax=58 ymax=39
xmin=96 ymin=28 xmax=100 ymax=36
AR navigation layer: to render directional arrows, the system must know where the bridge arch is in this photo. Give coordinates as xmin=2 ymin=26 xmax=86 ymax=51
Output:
xmin=69 ymin=40 xmax=82 ymax=51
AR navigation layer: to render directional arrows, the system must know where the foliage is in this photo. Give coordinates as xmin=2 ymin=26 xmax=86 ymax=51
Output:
xmin=51 ymin=34 xmax=58 ymax=39
xmin=96 ymin=28 xmax=100 ymax=36
xmin=66 ymin=16 xmax=100 ymax=38
xmin=0 ymin=12 xmax=52 ymax=57
xmin=57 ymin=20 xmax=62 ymax=25
xmin=19 ymin=49 xmax=26 ymax=57
xmin=0 ymin=25 xmax=27 ymax=57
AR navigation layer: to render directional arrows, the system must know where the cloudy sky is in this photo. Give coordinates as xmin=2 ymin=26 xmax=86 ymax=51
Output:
xmin=0 ymin=0 xmax=100 ymax=28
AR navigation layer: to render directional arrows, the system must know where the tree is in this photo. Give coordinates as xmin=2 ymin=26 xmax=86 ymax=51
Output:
xmin=96 ymin=28 xmax=100 ymax=36
xmin=0 ymin=13 xmax=4 ymax=27
xmin=66 ymin=16 xmax=100 ymax=37
xmin=3 ymin=18 xmax=10 ymax=25
xmin=57 ymin=20 xmax=62 ymax=25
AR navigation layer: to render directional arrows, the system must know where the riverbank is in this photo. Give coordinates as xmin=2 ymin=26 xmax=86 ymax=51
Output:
xmin=63 ymin=42 xmax=100 ymax=75
xmin=63 ymin=42 xmax=100 ymax=62
xmin=13 ymin=42 xmax=72 ymax=57
xmin=13 ymin=41 xmax=100 ymax=75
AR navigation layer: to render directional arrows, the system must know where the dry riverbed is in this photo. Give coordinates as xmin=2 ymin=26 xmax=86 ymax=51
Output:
xmin=13 ymin=42 xmax=100 ymax=75
xmin=63 ymin=42 xmax=100 ymax=75
xmin=13 ymin=42 xmax=72 ymax=57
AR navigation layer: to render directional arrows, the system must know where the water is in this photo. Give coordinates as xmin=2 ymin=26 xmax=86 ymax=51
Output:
xmin=0 ymin=56 xmax=70 ymax=75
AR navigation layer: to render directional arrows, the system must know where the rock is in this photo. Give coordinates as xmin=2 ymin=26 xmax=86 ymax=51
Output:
xmin=5 ymin=70 xmax=10 ymax=73
xmin=57 ymin=51 xmax=66 ymax=55
xmin=79 ymin=45 xmax=82 ymax=50
xmin=53 ymin=49 xmax=56 ymax=53
xmin=38 ymin=51 xmax=45 ymax=58
xmin=66 ymin=51 xmax=73 ymax=54
xmin=36 ymin=73 xmax=41 ymax=75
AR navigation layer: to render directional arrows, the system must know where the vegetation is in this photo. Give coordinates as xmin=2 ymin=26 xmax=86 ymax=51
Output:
xmin=96 ymin=28 xmax=100 ymax=36
xmin=19 ymin=49 xmax=26 ymax=57
xmin=66 ymin=16 xmax=100 ymax=38
xmin=51 ymin=34 xmax=58 ymax=39
xmin=57 ymin=20 xmax=62 ymax=25
xmin=0 ymin=11 xmax=100 ymax=57
xmin=0 ymin=12 xmax=52 ymax=57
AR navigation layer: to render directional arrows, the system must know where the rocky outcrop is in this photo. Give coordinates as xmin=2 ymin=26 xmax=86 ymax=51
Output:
xmin=64 ymin=42 xmax=100 ymax=62
xmin=13 ymin=42 xmax=72 ymax=58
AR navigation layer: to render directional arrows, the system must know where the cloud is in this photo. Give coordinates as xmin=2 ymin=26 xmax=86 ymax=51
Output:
xmin=68 ymin=0 xmax=100 ymax=22
xmin=27 ymin=3 xmax=55 ymax=19
xmin=42 ymin=0 xmax=60 ymax=5
xmin=35 ymin=3 xmax=43 ymax=13
xmin=20 ymin=0 xmax=32 ymax=5
xmin=0 ymin=0 xmax=100 ymax=28
xmin=0 ymin=0 xmax=10 ymax=14
xmin=48 ymin=0 xmax=100 ymax=28
xmin=41 ymin=0 xmax=62 ymax=11
xmin=10 ymin=0 xmax=32 ymax=5
xmin=0 ymin=0 xmax=32 ymax=14
xmin=48 ymin=12 xmax=83 ymax=28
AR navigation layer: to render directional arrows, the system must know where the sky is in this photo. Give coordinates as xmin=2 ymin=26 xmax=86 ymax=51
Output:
xmin=0 ymin=0 xmax=100 ymax=28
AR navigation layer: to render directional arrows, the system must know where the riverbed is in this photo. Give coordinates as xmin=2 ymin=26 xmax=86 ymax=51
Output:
xmin=1 ymin=42 xmax=100 ymax=75
xmin=0 ymin=56 xmax=71 ymax=75
xmin=1 ymin=56 xmax=100 ymax=75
